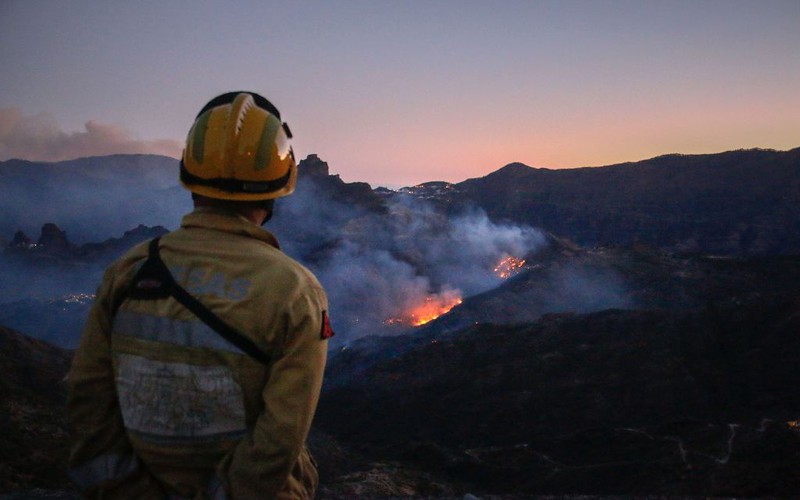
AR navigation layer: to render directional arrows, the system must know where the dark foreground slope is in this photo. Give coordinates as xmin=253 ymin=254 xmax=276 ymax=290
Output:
xmin=317 ymin=296 xmax=800 ymax=497
xmin=0 ymin=326 xmax=72 ymax=493
xmin=0 ymin=326 xmax=364 ymax=498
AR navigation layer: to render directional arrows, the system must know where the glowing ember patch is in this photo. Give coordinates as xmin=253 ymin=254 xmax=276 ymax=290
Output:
xmin=494 ymin=256 xmax=526 ymax=279
xmin=384 ymin=290 xmax=463 ymax=327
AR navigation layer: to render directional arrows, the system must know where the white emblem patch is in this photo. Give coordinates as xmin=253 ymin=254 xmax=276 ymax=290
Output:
xmin=115 ymin=354 xmax=246 ymax=441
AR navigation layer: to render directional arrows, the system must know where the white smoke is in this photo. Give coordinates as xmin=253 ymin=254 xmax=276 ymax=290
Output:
xmin=271 ymin=179 xmax=547 ymax=343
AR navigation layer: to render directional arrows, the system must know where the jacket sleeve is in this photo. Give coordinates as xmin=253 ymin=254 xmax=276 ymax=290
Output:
xmin=66 ymin=265 xmax=165 ymax=499
xmin=217 ymin=285 xmax=329 ymax=499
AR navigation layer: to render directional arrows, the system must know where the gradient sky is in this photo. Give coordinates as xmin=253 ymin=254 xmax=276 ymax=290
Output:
xmin=1 ymin=0 xmax=798 ymax=186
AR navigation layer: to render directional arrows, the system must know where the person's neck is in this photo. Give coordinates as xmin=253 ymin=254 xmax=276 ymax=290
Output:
xmin=193 ymin=199 xmax=270 ymax=226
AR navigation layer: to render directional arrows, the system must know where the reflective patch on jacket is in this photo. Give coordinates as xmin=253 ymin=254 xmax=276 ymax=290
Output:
xmin=113 ymin=309 xmax=246 ymax=356
xmin=69 ymin=452 xmax=138 ymax=490
xmin=116 ymin=354 xmax=246 ymax=444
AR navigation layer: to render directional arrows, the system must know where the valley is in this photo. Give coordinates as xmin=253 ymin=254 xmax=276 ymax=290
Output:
xmin=1 ymin=149 xmax=799 ymax=497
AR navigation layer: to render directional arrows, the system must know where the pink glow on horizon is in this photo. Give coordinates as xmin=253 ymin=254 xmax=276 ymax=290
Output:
xmin=0 ymin=2 xmax=797 ymax=186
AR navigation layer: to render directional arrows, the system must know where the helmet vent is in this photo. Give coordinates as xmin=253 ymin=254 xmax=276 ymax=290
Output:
xmin=233 ymin=94 xmax=255 ymax=135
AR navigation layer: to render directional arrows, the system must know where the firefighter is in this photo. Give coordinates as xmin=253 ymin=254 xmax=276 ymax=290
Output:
xmin=66 ymin=91 xmax=333 ymax=499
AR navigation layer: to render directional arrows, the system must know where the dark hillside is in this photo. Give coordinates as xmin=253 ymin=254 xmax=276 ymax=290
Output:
xmin=317 ymin=296 xmax=800 ymax=496
xmin=0 ymin=155 xmax=188 ymax=243
xmin=421 ymin=244 xmax=800 ymax=338
xmin=323 ymin=246 xmax=800 ymax=388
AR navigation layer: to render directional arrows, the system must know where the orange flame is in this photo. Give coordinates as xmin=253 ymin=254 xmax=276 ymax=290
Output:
xmin=494 ymin=255 xmax=526 ymax=279
xmin=409 ymin=292 xmax=463 ymax=326
xmin=385 ymin=289 xmax=463 ymax=327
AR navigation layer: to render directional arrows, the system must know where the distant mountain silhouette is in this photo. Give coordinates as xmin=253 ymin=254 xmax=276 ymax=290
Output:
xmin=4 ymin=148 xmax=799 ymax=254
xmin=0 ymin=154 xmax=189 ymax=243
xmin=432 ymin=148 xmax=800 ymax=255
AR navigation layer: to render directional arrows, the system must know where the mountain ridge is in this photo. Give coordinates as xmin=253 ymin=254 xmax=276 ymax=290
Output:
xmin=444 ymin=147 xmax=800 ymax=255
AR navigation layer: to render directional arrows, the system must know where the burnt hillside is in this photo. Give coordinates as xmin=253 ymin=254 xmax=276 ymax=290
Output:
xmin=318 ymin=296 xmax=800 ymax=497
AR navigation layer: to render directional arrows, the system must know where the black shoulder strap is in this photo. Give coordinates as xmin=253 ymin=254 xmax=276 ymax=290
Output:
xmin=121 ymin=237 xmax=270 ymax=365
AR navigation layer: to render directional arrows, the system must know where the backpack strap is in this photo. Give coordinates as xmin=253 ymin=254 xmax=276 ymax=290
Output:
xmin=118 ymin=237 xmax=270 ymax=365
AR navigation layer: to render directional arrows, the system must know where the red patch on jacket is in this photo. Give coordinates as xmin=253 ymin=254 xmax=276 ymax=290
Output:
xmin=321 ymin=311 xmax=335 ymax=339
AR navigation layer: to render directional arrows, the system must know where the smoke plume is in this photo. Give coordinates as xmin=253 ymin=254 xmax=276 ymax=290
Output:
xmin=0 ymin=108 xmax=182 ymax=161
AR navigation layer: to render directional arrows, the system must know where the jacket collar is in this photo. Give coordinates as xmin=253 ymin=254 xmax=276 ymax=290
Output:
xmin=180 ymin=206 xmax=281 ymax=249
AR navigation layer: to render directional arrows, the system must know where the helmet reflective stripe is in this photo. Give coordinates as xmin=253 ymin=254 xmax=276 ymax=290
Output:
xmin=190 ymin=110 xmax=212 ymax=164
xmin=254 ymin=110 xmax=281 ymax=171
xmin=275 ymin=124 xmax=293 ymax=161
xmin=181 ymin=91 xmax=297 ymax=201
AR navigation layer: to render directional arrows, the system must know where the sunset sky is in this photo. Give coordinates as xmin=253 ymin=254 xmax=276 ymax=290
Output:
xmin=1 ymin=1 xmax=798 ymax=187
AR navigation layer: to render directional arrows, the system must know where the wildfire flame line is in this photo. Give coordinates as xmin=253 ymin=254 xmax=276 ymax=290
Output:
xmin=383 ymin=256 xmax=525 ymax=329
xmin=494 ymin=255 xmax=526 ymax=279
xmin=384 ymin=289 xmax=463 ymax=327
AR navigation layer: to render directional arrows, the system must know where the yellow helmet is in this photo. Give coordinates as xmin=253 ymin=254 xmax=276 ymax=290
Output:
xmin=180 ymin=91 xmax=297 ymax=201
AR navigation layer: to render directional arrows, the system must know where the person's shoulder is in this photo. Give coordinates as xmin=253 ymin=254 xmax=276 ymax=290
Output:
xmin=94 ymin=236 xmax=160 ymax=296
xmin=107 ymin=237 xmax=154 ymax=273
xmin=267 ymin=250 xmax=325 ymax=292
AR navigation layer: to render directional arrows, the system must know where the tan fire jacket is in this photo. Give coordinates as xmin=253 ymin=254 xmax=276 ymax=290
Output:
xmin=67 ymin=207 xmax=330 ymax=499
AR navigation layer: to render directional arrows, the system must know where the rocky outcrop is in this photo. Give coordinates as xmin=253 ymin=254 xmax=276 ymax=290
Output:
xmin=295 ymin=154 xmax=388 ymax=214
xmin=299 ymin=154 xmax=330 ymax=177
xmin=2 ymin=223 xmax=168 ymax=263
xmin=37 ymin=224 xmax=72 ymax=255
xmin=8 ymin=230 xmax=33 ymax=249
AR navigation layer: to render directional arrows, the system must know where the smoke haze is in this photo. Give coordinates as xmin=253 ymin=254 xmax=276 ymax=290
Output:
xmin=1 ymin=154 xmax=635 ymax=348
xmin=271 ymin=177 xmax=547 ymax=343
xmin=0 ymin=155 xmax=189 ymax=243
